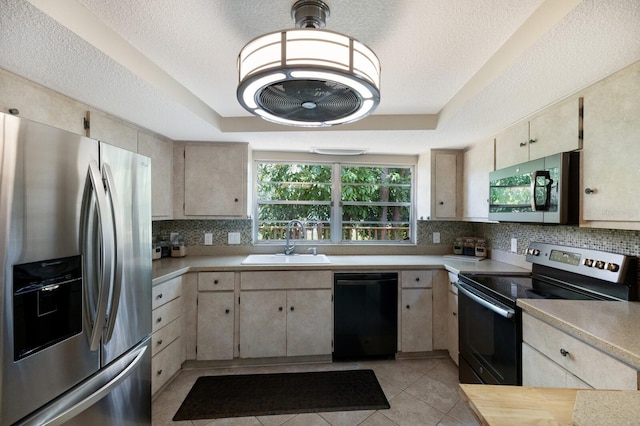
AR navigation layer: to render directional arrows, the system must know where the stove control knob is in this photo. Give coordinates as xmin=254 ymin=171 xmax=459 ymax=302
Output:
xmin=595 ymin=260 xmax=605 ymax=270
xmin=583 ymin=259 xmax=594 ymax=267
xmin=527 ymin=248 xmax=540 ymax=256
xmin=606 ymin=263 xmax=620 ymax=272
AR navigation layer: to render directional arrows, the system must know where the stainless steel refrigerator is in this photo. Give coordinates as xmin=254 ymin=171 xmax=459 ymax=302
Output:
xmin=0 ymin=112 xmax=152 ymax=425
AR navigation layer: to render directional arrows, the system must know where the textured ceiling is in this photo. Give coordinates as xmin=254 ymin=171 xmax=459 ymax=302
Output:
xmin=1 ymin=0 xmax=640 ymax=154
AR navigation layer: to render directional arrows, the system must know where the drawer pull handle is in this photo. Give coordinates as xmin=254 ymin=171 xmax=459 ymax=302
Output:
xmin=156 ymin=293 xmax=163 ymax=299
xmin=214 ymin=280 xmax=219 ymax=284
xmin=452 ymin=312 xmax=457 ymax=316
xmin=278 ymin=307 xmax=283 ymax=311
xmin=415 ymin=277 xmax=420 ymax=282
xmin=560 ymin=348 xmax=570 ymax=357
xmin=157 ymin=369 xmax=163 ymax=376
xmin=225 ymin=308 xmax=230 ymax=314
xmin=290 ymin=306 xmax=295 ymax=312
xmin=157 ymin=339 xmax=163 ymax=345
xmin=406 ymin=305 xmax=410 ymax=309
xmin=156 ymin=317 xmax=162 ymax=323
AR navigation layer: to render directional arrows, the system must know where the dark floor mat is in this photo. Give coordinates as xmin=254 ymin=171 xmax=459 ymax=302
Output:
xmin=173 ymin=369 xmax=390 ymax=420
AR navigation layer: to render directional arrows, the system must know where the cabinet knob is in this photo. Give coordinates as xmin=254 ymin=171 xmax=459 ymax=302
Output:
xmin=157 ymin=369 xmax=163 ymax=376
xmin=156 ymin=293 xmax=163 ymax=300
xmin=214 ymin=280 xmax=219 ymax=284
xmin=452 ymin=312 xmax=457 ymax=317
xmin=290 ymin=306 xmax=295 ymax=312
xmin=415 ymin=277 xmax=420 ymax=282
xmin=157 ymin=339 xmax=163 ymax=345
xmin=519 ymin=141 xmax=527 ymax=147
xmin=278 ymin=306 xmax=283 ymax=311
xmin=234 ymin=198 xmax=239 ymax=202
xmin=225 ymin=308 xmax=230 ymax=314
xmin=406 ymin=305 xmax=411 ymax=309
xmin=560 ymin=348 xmax=570 ymax=357
xmin=156 ymin=317 xmax=162 ymax=323
xmin=529 ymin=138 xmax=537 ymax=144
xmin=584 ymin=187 xmax=595 ymax=195
xmin=439 ymin=201 xmax=444 ymax=205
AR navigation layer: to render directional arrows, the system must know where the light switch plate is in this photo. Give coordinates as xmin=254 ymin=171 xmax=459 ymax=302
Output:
xmin=204 ymin=233 xmax=213 ymax=245
xmin=511 ymin=238 xmax=518 ymax=253
xmin=433 ymin=232 xmax=441 ymax=244
xmin=228 ymin=232 xmax=241 ymax=245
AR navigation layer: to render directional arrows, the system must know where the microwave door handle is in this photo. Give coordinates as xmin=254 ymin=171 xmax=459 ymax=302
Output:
xmin=531 ymin=170 xmax=552 ymax=211
xmin=455 ymin=282 xmax=515 ymax=319
xmin=102 ymin=164 xmax=123 ymax=344
xmin=80 ymin=161 xmax=115 ymax=351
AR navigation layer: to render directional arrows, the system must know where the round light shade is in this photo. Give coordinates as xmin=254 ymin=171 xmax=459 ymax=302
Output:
xmin=237 ymin=29 xmax=381 ymax=127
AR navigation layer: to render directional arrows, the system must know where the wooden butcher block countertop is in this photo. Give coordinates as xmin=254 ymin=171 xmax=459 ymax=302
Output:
xmin=461 ymin=385 xmax=640 ymax=426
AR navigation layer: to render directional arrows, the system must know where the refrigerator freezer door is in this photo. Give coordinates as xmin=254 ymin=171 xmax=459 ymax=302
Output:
xmin=16 ymin=337 xmax=151 ymax=426
xmin=0 ymin=113 xmax=100 ymax=425
xmin=99 ymin=143 xmax=152 ymax=366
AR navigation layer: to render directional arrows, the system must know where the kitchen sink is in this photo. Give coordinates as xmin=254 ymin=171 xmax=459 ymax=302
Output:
xmin=241 ymin=254 xmax=331 ymax=265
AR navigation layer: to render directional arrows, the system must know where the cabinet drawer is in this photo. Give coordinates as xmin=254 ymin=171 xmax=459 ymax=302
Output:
xmin=151 ymin=336 xmax=183 ymax=395
xmin=522 ymin=342 xmax=591 ymax=389
xmin=198 ymin=272 xmax=235 ymax=291
xmin=240 ymin=271 xmax=331 ymax=290
xmin=151 ymin=316 xmax=182 ymax=357
xmin=523 ymin=313 xmax=638 ymax=389
xmin=401 ymin=270 xmax=433 ymax=288
xmin=152 ymin=276 xmax=182 ymax=310
xmin=152 ymin=297 xmax=182 ymax=333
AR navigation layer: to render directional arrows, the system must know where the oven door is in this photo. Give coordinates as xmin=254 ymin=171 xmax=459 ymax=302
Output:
xmin=456 ymin=281 xmax=520 ymax=385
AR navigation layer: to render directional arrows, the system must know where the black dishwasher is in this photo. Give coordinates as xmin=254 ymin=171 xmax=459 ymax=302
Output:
xmin=333 ymin=272 xmax=398 ymax=360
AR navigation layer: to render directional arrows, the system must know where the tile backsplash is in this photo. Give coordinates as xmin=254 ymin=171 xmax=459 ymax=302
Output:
xmin=152 ymin=219 xmax=640 ymax=257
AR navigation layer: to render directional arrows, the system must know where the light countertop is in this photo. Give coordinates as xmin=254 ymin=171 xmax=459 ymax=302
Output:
xmin=517 ymin=299 xmax=640 ymax=369
xmin=151 ymin=254 xmax=530 ymax=284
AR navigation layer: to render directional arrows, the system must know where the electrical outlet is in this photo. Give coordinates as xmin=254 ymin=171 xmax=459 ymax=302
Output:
xmin=228 ymin=232 xmax=241 ymax=245
xmin=433 ymin=232 xmax=440 ymax=244
xmin=204 ymin=233 xmax=213 ymax=245
xmin=511 ymin=238 xmax=518 ymax=253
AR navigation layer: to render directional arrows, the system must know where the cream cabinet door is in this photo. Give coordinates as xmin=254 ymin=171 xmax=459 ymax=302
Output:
xmin=138 ymin=131 xmax=173 ymax=219
xmin=528 ymin=97 xmax=582 ymax=161
xmin=432 ymin=151 xmax=458 ymax=219
xmin=582 ymin=62 xmax=640 ymax=223
xmin=401 ymin=288 xmax=433 ymax=352
xmin=239 ymin=290 xmax=287 ymax=358
xmin=197 ymin=292 xmax=235 ymax=360
xmin=183 ymin=143 xmax=247 ymax=217
xmin=286 ymin=289 xmax=332 ymax=356
xmin=495 ymin=121 xmax=530 ymax=169
xmin=463 ymin=138 xmax=494 ymax=221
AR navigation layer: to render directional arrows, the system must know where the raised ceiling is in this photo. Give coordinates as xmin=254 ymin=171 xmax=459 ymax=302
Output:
xmin=1 ymin=0 xmax=639 ymax=154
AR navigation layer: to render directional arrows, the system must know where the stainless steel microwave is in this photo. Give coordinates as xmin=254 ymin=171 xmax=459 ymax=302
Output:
xmin=488 ymin=151 xmax=580 ymax=224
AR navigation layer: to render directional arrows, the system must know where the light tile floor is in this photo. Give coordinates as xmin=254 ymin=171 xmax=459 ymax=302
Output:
xmin=152 ymin=357 xmax=480 ymax=426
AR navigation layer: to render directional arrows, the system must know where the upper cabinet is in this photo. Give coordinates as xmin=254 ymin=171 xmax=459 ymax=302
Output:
xmin=463 ymin=138 xmax=494 ymax=221
xmin=138 ymin=131 xmax=173 ymax=219
xmin=85 ymin=110 xmax=138 ymax=153
xmin=581 ymin=61 xmax=640 ymax=227
xmin=495 ymin=97 xmax=583 ymax=170
xmin=430 ymin=150 xmax=463 ymax=220
xmin=174 ymin=142 xmax=248 ymax=218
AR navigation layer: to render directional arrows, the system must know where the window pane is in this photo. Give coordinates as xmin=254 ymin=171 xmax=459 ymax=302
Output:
xmin=258 ymin=182 xmax=331 ymax=201
xmin=342 ymin=222 xmax=410 ymax=241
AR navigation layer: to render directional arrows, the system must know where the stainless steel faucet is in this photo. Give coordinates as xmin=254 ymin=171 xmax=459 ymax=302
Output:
xmin=284 ymin=220 xmax=305 ymax=255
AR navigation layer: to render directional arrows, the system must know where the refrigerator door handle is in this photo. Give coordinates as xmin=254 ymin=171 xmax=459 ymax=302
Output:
xmin=15 ymin=339 xmax=149 ymax=426
xmin=80 ymin=160 xmax=115 ymax=351
xmin=101 ymin=163 xmax=124 ymax=344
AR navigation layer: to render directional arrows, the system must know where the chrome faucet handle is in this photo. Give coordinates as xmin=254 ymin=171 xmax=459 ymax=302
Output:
xmin=308 ymin=247 xmax=317 ymax=255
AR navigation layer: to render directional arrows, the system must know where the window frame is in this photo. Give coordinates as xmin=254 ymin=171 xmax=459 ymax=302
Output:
xmin=252 ymin=155 xmax=416 ymax=245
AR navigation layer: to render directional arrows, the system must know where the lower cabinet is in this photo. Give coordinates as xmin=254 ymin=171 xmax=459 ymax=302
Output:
xmin=151 ymin=276 xmax=184 ymax=396
xmin=522 ymin=313 xmax=638 ymax=390
xmin=196 ymin=272 xmax=235 ymax=360
xmin=447 ymin=272 xmax=459 ymax=365
xmin=239 ymin=271 xmax=332 ymax=359
xmin=400 ymin=271 xmax=433 ymax=353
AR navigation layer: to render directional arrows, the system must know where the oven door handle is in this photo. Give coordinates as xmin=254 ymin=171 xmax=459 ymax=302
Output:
xmin=455 ymin=281 xmax=515 ymax=319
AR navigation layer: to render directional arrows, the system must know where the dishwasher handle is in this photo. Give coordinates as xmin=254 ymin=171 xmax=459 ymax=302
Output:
xmin=455 ymin=281 xmax=515 ymax=319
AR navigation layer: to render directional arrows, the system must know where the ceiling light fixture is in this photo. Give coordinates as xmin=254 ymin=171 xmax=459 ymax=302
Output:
xmin=236 ymin=0 xmax=381 ymax=127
